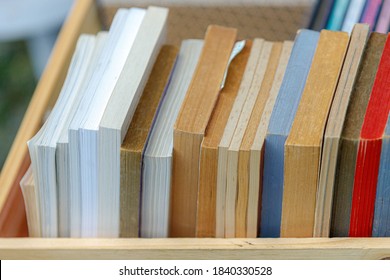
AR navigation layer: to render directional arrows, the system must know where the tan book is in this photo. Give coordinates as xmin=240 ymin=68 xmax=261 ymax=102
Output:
xmin=215 ymin=39 xmax=264 ymax=237
xmin=246 ymin=41 xmax=294 ymax=237
xmin=281 ymin=30 xmax=349 ymax=237
xmin=331 ymin=32 xmax=387 ymax=237
xmin=314 ymin=24 xmax=369 ymax=238
xmin=244 ymin=41 xmax=293 ymax=238
xmin=20 ymin=166 xmax=41 ymax=237
xmin=225 ymin=41 xmax=274 ymax=238
xmin=196 ymin=41 xmax=252 ymax=238
xmin=170 ymin=25 xmax=237 ymax=237
xmin=119 ymin=45 xmax=178 ymax=237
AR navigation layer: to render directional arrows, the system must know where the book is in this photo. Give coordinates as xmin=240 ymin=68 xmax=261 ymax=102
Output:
xmin=326 ymin=0 xmax=350 ymax=30
xmin=68 ymin=8 xmax=145 ymax=237
xmin=19 ymin=166 xmax=40 ymax=237
xmin=375 ymin=0 xmax=390 ymax=33
xmin=141 ymin=40 xmax=203 ymax=238
xmin=235 ymin=41 xmax=284 ymax=238
xmin=98 ymin=6 xmax=168 ymax=237
xmin=361 ymin=0 xmax=383 ymax=30
xmin=281 ymin=30 xmax=349 ymax=237
xmin=28 ymin=33 xmax=100 ymax=237
xmin=341 ymin=0 xmax=367 ymax=32
xmin=261 ymin=29 xmax=320 ymax=237
xmin=372 ymin=114 xmax=390 ymax=237
xmin=216 ymin=39 xmax=264 ymax=237
xmin=331 ymin=32 xmax=386 ymax=237
xmin=170 ymin=25 xmax=237 ymax=237
xmin=309 ymin=0 xmax=335 ymax=31
xmin=349 ymin=33 xmax=390 ymax=237
xmin=119 ymin=45 xmax=178 ymax=238
xmin=56 ymin=32 xmax=108 ymax=237
xmin=225 ymin=41 xmax=274 ymax=238
xmin=245 ymin=41 xmax=293 ymax=238
xmin=196 ymin=40 xmax=252 ymax=238
xmin=314 ymin=24 xmax=369 ymax=237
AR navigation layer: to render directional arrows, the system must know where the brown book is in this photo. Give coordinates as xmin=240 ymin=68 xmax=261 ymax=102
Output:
xmin=281 ymin=30 xmax=349 ymax=237
xmin=120 ymin=45 xmax=178 ymax=237
xmin=170 ymin=25 xmax=237 ymax=237
xmin=235 ymin=42 xmax=283 ymax=238
xmin=331 ymin=32 xmax=387 ymax=237
xmin=314 ymin=24 xmax=369 ymax=237
xmin=196 ymin=41 xmax=252 ymax=237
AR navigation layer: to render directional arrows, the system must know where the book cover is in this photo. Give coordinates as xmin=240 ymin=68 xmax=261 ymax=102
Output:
xmin=281 ymin=30 xmax=349 ymax=237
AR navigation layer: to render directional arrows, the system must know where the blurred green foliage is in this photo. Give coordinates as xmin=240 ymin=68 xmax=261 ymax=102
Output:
xmin=0 ymin=42 xmax=36 ymax=169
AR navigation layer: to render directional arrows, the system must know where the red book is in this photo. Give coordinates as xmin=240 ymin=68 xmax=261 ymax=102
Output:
xmin=350 ymin=34 xmax=390 ymax=237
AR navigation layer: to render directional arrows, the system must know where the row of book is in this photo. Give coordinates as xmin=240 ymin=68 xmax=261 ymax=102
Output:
xmin=22 ymin=6 xmax=390 ymax=239
xmin=309 ymin=0 xmax=390 ymax=33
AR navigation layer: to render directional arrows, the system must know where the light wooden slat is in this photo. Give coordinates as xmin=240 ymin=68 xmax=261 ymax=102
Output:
xmin=0 ymin=238 xmax=390 ymax=259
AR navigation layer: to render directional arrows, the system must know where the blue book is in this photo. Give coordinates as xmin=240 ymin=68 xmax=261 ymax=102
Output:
xmin=309 ymin=0 xmax=336 ymax=31
xmin=326 ymin=0 xmax=351 ymax=30
xmin=372 ymin=114 xmax=390 ymax=237
xmin=260 ymin=29 xmax=320 ymax=237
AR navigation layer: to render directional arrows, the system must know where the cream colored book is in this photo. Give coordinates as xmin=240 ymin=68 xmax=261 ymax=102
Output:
xmin=225 ymin=41 xmax=273 ymax=238
xmin=314 ymin=24 xmax=369 ymax=237
xmin=236 ymin=42 xmax=288 ymax=238
xmin=244 ymin=41 xmax=292 ymax=238
xmin=215 ymin=39 xmax=264 ymax=238
xmin=281 ymin=30 xmax=349 ymax=237
xmin=20 ymin=166 xmax=40 ymax=237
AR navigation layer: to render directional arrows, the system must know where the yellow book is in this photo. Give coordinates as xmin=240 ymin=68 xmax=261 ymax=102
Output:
xmin=120 ymin=45 xmax=178 ymax=237
xmin=196 ymin=41 xmax=252 ymax=237
xmin=281 ymin=30 xmax=349 ymax=237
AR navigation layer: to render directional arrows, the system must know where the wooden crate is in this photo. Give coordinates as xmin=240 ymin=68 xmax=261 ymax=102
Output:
xmin=0 ymin=0 xmax=389 ymax=259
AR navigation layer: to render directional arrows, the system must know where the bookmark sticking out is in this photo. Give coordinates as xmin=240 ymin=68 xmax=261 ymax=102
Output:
xmin=220 ymin=40 xmax=246 ymax=89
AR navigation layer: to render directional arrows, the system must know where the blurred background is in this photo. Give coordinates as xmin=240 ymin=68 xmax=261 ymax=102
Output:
xmin=0 ymin=0 xmax=74 ymax=168
xmin=0 ymin=0 xmax=389 ymax=169
xmin=0 ymin=40 xmax=35 ymax=168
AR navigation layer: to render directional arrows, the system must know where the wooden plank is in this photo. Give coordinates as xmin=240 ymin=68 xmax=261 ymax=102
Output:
xmin=0 ymin=0 xmax=101 ymax=228
xmin=0 ymin=238 xmax=390 ymax=260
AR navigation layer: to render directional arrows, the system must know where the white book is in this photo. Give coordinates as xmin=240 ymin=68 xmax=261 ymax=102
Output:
xmin=56 ymin=31 xmax=108 ymax=237
xmin=98 ymin=6 xmax=168 ymax=237
xmin=342 ymin=0 xmax=366 ymax=33
xmin=27 ymin=34 xmax=97 ymax=237
xmin=141 ymin=39 xmax=204 ymax=238
xmin=68 ymin=8 xmax=145 ymax=237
